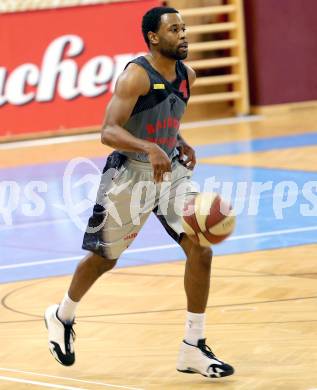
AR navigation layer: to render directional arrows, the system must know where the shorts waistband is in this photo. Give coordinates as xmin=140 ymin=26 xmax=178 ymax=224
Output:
xmin=126 ymin=155 xmax=179 ymax=171
xmin=126 ymin=158 xmax=152 ymax=170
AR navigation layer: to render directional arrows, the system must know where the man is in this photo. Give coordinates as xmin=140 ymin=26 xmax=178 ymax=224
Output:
xmin=45 ymin=6 xmax=234 ymax=378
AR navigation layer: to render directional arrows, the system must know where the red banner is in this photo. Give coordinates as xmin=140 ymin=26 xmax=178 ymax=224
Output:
xmin=0 ymin=0 xmax=159 ymax=138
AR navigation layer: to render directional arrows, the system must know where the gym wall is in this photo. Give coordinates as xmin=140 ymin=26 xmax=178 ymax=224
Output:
xmin=244 ymin=0 xmax=317 ymax=108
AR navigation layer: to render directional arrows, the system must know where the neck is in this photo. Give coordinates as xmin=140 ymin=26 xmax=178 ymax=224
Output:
xmin=148 ymin=52 xmax=177 ymax=81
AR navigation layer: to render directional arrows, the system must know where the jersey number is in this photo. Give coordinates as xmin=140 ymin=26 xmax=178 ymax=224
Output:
xmin=179 ymin=80 xmax=188 ymax=98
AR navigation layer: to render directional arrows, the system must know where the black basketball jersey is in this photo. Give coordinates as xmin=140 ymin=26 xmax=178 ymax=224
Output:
xmin=120 ymin=56 xmax=190 ymax=162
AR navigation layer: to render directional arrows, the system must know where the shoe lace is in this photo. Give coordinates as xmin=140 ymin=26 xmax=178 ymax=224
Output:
xmin=64 ymin=322 xmax=76 ymax=353
xmin=199 ymin=340 xmax=216 ymax=359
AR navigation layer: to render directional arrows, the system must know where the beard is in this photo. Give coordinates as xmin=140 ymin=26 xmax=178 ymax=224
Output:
xmin=159 ymin=45 xmax=188 ymax=60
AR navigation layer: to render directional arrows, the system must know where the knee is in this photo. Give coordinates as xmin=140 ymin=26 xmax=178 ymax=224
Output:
xmin=181 ymin=235 xmax=213 ymax=268
xmin=197 ymin=246 xmax=213 ymax=268
xmin=87 ymin=253 xmax=117 ymax=277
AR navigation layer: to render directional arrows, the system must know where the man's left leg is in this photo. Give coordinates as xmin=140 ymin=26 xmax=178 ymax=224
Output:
xmin=182 ymin=234 xmax=211 ymax=314
xmin=154 ymin=159 xmax=234 ymax=377
xmin=176 ymin=235 xmax=234 ymax=378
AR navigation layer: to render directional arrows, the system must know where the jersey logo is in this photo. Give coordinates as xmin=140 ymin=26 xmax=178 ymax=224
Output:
xmin=153 ymin=83 xmax=165 ymax=89
xmin=179 ymin=79 xmax=188 ymax=98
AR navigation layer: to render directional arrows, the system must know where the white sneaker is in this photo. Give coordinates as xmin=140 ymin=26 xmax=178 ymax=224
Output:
xmin=177 ymin=339 xmax=234 ymax=378
xmin=44 ymin=304 xmax=75 ymax=366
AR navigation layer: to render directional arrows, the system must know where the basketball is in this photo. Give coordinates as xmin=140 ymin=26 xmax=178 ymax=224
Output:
xmin=182 ymin=192 xmax=236 ymax=247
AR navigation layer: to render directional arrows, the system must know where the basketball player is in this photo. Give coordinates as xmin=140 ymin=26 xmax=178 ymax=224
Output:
xmin=45 ymin=7 xmax=234 ymax=378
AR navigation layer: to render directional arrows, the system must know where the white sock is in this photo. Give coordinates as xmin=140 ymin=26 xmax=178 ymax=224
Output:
xmin=184 ymin=311 xmax=205 ymax=346
xmin=57 ymin=292 xmax=78 ymax=323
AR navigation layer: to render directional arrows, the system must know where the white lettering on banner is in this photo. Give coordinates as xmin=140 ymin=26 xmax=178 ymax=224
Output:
xmin=37 ymin=34 xmax=83 ymax=101
xmin=6 ymin=64 xmax=40 ymax=105
xmin=0 ymin=34 xmax=144 ymax=106
xmin=78 ymin=56 xmax=114 ymax=97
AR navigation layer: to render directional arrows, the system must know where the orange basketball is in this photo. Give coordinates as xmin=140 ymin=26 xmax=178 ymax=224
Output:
xmin=181 ymin=192 xmax=236 ymax=247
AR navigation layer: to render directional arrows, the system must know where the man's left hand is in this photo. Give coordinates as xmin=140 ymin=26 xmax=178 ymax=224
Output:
xmin=177 ymin=140 xmax=196 ymax=170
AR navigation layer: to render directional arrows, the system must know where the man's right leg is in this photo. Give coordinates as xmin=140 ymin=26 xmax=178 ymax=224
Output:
xmin=67 ymin=252 xmax=117 ymax=303
xmin=45 ymin=156 xmax=155 ymax=366
xmin=45 ymin=252 xmax=117 ymax=366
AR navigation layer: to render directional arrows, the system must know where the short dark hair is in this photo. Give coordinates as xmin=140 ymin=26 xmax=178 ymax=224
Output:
xmin=142 ymin=6 xmax=178 ymax=48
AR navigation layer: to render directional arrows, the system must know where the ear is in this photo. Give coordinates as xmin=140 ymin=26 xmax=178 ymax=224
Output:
xmin=148 ymin=31 xmax=159 ymax=46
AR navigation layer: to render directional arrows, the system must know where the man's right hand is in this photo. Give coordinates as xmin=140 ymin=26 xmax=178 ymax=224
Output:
xmin=148 ymin=144 xmax=172 ymax=183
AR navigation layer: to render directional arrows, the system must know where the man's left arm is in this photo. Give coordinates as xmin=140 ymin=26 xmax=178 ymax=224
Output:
xmin=177 ymin=64 xmax=197 ymax=170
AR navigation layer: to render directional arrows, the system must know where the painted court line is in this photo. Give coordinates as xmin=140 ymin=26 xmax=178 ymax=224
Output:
xmin=228 ymin=225 xmax=317 ymax=240
xmin=180 ymin=115 xmax=263 ymax=130
xmin=0 ymin=218 xmax=70 ymax=231
xmin=0 ymin=115 xmax=262 ymax=150
xmin=0 ymin=375 xmax=87 ymax=389
xmin=0 ymin=256 xmax=84 ymax=270
xmin=0 ymin=368 xmax=144 ymax=390
xmin=1 ymin=225 xmax=317 ymax=270
xmin=0 ymin=133 xmax=100 ymax=150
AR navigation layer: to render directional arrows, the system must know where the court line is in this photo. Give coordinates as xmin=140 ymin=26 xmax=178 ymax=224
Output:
xmin=0 ymin=375 xmax=87 ymax=389
xmin=0 ymin=368 xmax=143 ymax=390
xmin=1 ymin=225 xmax=317 ymax=270
xmin=0 ymin=256 xmax=83 ymax=270
xmin=0 ymin=133 xmax=100 ymax=150
xmin=180 ymin=115 xmax=263 ymax=129
xmin=0 ymin=218 xmax=70 ymax=231
xmin=228 ymin=225 xmax=317 ymax=240
xmin=0 ymin=115 xmax=262 ymax=150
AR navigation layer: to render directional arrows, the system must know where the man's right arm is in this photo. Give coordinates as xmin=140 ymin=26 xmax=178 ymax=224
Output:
xmin=101 ymin=63 xmax=171 ymax=182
